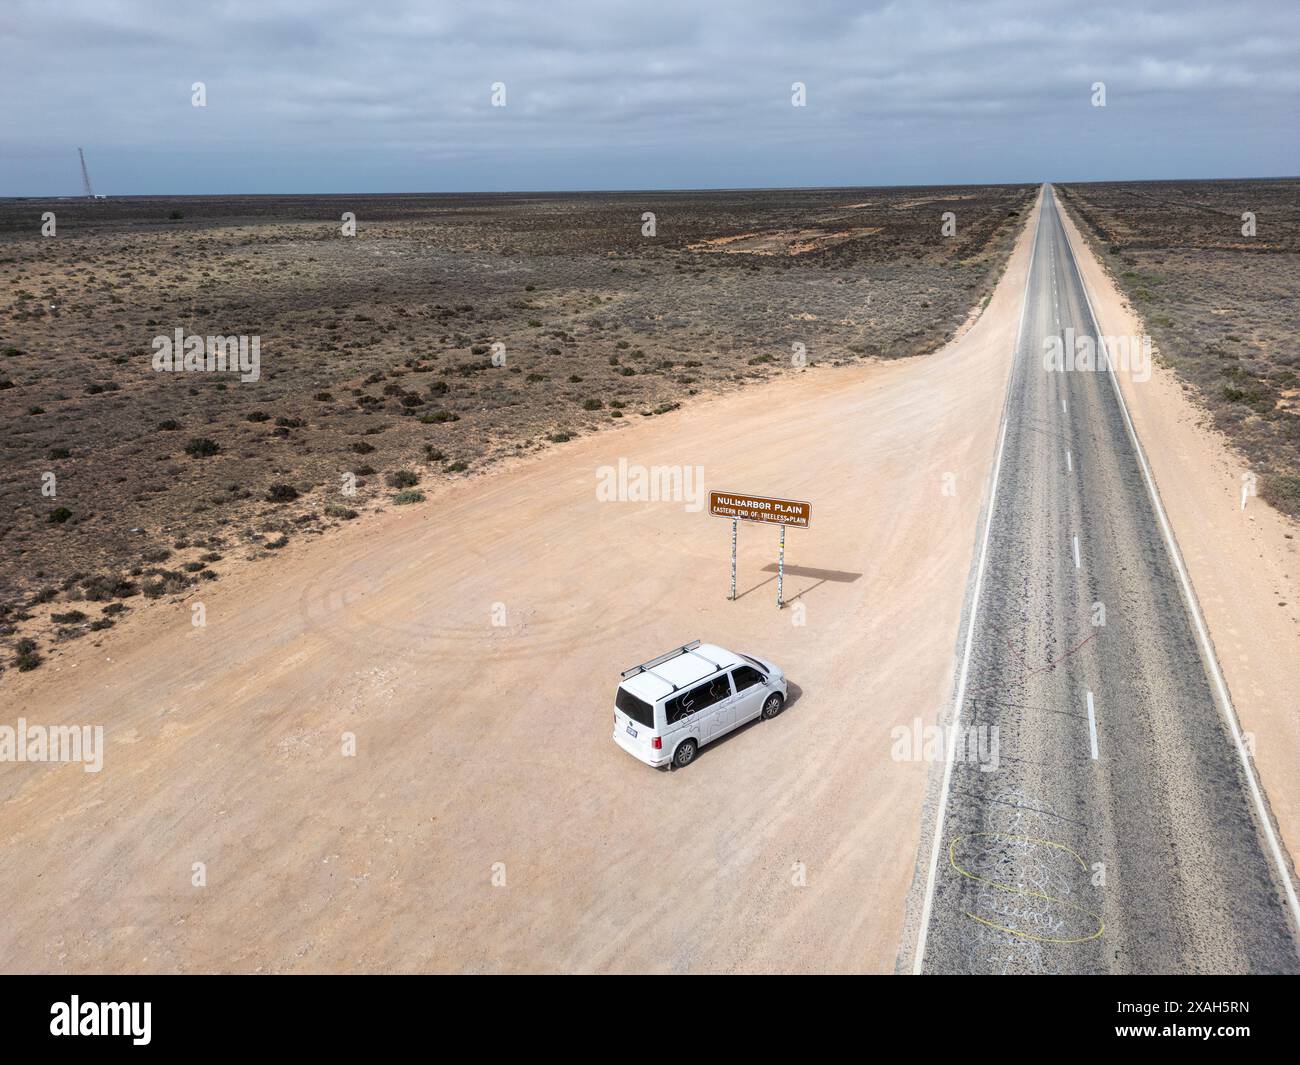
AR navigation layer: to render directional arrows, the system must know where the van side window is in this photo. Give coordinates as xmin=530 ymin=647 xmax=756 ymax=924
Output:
xmin=731 ymin=665 xmax=765 ymax=692
xmin=665 ymin=676 xmax=729 ymax=724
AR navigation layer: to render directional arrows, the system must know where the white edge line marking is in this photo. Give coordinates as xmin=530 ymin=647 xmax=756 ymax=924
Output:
xmin=1060 ymin=193 xmax=1300 ymax=928
xmin=1073 ymin=534 xmax=1081 ymax=569
xmin=911 ymin=187 xmax=1045 ymax=974
xmin=1086 ymin=690 xmax=1099 ymax=760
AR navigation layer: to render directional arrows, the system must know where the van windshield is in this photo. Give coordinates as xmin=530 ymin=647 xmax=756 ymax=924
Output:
xmin=615 ymin=687 xmax=655 ymax=729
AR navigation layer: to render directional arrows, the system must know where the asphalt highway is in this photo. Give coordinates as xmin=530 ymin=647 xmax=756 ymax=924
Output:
xmin=914 ymin=187 xmax=1300 ymax=974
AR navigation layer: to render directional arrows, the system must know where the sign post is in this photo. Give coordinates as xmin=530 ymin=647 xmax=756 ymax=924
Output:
xmin=708 ymin=490 xmax=811 ymax=609
xmin=777 ymin=525 xmax=786 ymax=609
xmin=730 ymin=518 xmax=738 ymax=601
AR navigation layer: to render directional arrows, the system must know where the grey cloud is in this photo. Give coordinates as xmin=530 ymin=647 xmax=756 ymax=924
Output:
xmin=1 ymin=0 xmax=1296 ymax=194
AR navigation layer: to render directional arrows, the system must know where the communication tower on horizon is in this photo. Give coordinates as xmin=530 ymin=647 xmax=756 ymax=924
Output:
xmin=78 ymin=147 xmax=96 ymax=199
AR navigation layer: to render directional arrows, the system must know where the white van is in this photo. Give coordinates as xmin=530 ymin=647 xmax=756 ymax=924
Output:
xmin=612 ymin=640 xmax=788 ymax=769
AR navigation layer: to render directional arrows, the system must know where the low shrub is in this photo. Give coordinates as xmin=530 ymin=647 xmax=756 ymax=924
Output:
xmin=14 ymin=638 xmax=41 ymax=672
xmin=1260 ymin=474 xmax=1300 ymax=516
xmin=185 ymin=437 xmax=220 ymax=458
xmin=385 ymin=470 xmax=419 ymax=489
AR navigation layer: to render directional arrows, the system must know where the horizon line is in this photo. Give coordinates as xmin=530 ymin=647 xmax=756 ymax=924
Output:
xmin=4 ymin=172 xmax=1298 ymax=201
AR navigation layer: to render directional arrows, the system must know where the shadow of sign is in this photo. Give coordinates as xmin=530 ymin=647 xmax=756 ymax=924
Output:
xmin=759 ymin=564 xmax=862 ymax=583
xmin=733 ymin=563 xmax=861 ymax=602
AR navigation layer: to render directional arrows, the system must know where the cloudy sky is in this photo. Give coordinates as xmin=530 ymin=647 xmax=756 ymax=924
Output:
xmin=2 ymin=0 xmax=1297 ymax=195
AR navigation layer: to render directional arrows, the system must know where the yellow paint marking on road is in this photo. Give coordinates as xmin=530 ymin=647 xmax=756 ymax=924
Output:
xmin=948 ymin=832 xmax=1105 ymax=945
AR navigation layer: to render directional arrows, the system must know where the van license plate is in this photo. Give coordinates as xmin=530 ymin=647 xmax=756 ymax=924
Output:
xmin=626 ymin=725 xmax=637 ymax=738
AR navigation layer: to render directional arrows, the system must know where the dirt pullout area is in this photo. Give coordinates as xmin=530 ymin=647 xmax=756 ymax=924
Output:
xmin=0 ymin=184 xmax=1032 ymax=674
xmin=1056 ymin=180 xmax=1300 ymax=518
xmin=1057 ymin=201 xmax=1300 ymax=882
xmin=0 ymin=194 xmax=1040 ymax=974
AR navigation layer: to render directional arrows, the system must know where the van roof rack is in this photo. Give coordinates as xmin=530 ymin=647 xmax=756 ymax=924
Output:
xmin=621 ymin=640 xmax=701 ymax=683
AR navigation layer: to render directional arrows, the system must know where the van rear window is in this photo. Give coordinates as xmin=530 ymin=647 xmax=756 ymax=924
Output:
xmin=616 ymin=687 xmax=655 ymax=728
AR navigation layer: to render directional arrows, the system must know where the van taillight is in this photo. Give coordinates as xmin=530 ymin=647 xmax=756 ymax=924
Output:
xmin=652 ymin=737 xmax=662 ymax=750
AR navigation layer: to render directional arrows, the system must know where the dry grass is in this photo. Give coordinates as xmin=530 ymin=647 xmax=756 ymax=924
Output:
xmin=1057 ymin=179 xmax=1300 ymax=517
xmin=0 ymin=183 xmax=1033 ymax=671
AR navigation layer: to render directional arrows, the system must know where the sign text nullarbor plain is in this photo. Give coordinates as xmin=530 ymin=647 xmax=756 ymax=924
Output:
xmin=708 ymin=491 xmax=811 ymax=528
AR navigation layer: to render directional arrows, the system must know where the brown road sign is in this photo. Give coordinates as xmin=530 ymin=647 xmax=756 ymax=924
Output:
xmin=709 ymin=490 xmax=811 ymax=529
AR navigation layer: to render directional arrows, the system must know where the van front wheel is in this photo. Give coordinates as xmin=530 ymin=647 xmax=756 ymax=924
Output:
xmin=761 ymin=693 xmax=784 ymax=720
xmin=672 ymin=739 xmax=698 ymax=769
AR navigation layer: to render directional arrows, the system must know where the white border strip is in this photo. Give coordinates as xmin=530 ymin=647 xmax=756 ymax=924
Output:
xmin=1058 ymin=190 xmax=1300 ymax=928
xmin=911 ymin=188 xmax=1045 ymax=974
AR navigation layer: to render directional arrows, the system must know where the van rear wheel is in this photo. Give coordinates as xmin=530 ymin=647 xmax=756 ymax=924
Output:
xmin=672 ymin=739 xmax=698 ymax=769
xmin=761 ymin=693 xmax=784 ymax=720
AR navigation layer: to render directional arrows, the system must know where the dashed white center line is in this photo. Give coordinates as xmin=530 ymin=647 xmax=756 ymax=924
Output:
xmin=1086 ymin=690 xmax=1099 ymax=760
xmin=1062 ymin=397 xmax=1067 ymax=415
xmin=1073 ymin=534 xmax=1081 ymax=569
xmin=1066 ymin=449 xmax=1073 ymax=472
